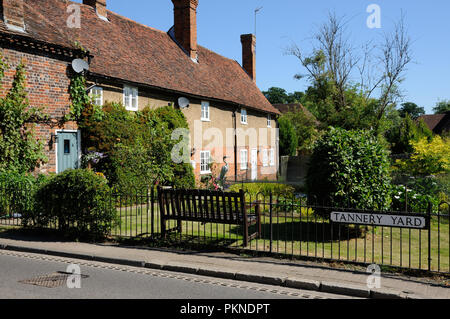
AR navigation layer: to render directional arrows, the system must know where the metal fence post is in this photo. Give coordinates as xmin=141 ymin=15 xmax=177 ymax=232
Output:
xmin=151 ymin=186 xmax=154 ymax=238
xmin=269 ymin=191 xmax=273 ymax=253
xmin=428 ymin=201 xmax=432 ymax=272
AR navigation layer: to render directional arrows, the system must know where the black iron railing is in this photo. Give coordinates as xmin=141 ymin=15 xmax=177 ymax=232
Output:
xmin=1 ymin=185 xmax=448 ymax=274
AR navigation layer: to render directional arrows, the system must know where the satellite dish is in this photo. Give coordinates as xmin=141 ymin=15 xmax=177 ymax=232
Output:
xmin=178 ymin=97 xmax=190 ymax=109
xmin=71 ymin=59 xmax=89 ymax=73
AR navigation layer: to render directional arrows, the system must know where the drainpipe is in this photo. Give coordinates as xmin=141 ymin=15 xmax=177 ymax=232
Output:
xmin=233 ymin=109 xmax=238 ymax=182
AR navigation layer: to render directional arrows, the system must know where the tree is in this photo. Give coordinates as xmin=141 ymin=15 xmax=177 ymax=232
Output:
xmin=283 ymin=110 xmax=320 ymax=153
xmin=386 ymin=113 xmax=432 ymax=154
xmin=399 ymin=102 xmax=425 ymax=119
xmin=262 ymin=87 xmax=305 ymax=104
xmin=287 ymin=12 xmax=412 ymax=134
xmin=278 ymin=116 xmax=298 ymax=156
xmin=433 ymin=100 xmax=450 ymax=114
xmin=263 ymin=87 xmax=290 ymax=104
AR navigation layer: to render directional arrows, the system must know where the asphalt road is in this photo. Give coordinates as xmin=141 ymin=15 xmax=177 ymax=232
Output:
xmin=0 ymin=250 xmax=350 ymax=300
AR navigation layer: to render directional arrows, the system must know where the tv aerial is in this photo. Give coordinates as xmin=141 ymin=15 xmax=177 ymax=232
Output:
xmin=178 ymin=97 xmax=190 ymax=109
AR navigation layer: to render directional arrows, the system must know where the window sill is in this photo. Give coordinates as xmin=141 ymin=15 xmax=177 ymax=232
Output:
xmin=201 ymin=118 xmax=211 ymax=122
xmin=200 ymin=171 xmax=212 ymax=175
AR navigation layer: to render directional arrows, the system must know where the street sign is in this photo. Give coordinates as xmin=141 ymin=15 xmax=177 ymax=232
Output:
xmin=330 ymin=211 xmax=427 ymax=229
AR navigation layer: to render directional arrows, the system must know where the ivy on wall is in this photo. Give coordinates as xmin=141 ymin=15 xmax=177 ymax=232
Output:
xmin=67 ymin=72 xmax=90 ymax=121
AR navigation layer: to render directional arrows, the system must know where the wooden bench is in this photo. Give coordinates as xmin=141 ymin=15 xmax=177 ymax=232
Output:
xmin=157 ymin=188 xmax=261 ymax=246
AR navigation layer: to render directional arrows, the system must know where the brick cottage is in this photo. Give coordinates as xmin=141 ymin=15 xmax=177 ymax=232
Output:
xmin=0 ymin=0 xmax=280 ymax=182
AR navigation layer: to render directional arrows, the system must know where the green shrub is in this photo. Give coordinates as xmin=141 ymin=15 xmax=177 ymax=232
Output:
xmin=79 ymin=103 xmax=195 ymax=193
xmin=278 ymin=116 xmax=298 ymax=156
xmin=307 ymin=127 xmax=392 ymax=210
xmin=0 ymin=172 xmax=36 ymax=219
xmin=31 ymin=169 xmax=117 ymax=240
xmin=229 ymin=183 xmax=295 ymax=198
xmin=390 ymin=184 xmax=439 ymax=214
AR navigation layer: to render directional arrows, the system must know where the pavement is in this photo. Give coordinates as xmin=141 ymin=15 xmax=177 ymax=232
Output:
xmin=0 ymin=232 xmax=448 ymax=299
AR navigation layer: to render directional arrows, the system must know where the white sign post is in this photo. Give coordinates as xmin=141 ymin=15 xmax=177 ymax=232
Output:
xmin=330 ymin=212 xmax=427 ymax=229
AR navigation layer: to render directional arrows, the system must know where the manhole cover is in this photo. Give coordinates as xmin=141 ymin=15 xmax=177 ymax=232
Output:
xmin=19 ymin=272 xmax=88 ymax=288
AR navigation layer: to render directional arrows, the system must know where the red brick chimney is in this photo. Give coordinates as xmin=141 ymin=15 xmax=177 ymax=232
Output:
xmin=172 ymin=0 xmax=198 ymax=61
xmin=83 ymin=0 xmax=107 ymax=18
xmin=1 ymin=0 xmax=25 ymax=32
xmin=241 ymin=34 xmax=256 ymax=82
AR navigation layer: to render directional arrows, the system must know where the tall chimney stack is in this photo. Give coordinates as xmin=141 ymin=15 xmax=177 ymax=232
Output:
xmin=83 ymin=0 xmax=107 ymax=19
xmin=241 ymin=34 xmax=256 ymax=82
xmin=1 ymin=0 xmax=25 ymax=32
xmin=172 ymin=0 xmax=198 ymax=61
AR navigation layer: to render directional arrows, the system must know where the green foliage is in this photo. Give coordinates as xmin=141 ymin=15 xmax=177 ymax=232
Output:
xmin=399 ymin=102 xmax=425 ymax=119
xmin=395 ymin=136 xmax=450 ymax=175
xmin=278 ymin=116 xmax=298 ymax=156
xmin=79 ymin=102 xmax=195 ymax=192
xmin=433 ymin=100 xmax=450 ymax=114
xmin=31 ymin=169 xmax=117 ymax=240
xmin=262 ymin=87 xmax=304 ymax=104
xmin=0 ymin=59 xmax=48 ymax=173
xmin=386 ymin=114 xmax=433 ymax=154
xmin=282 ymin=110 xmax=320 ymax=153
xmin=229 ymin=182 xmax=295 ymax=198
xmin=67 ymin=72 xmax=90 ymax=121
xmin=390 ymin=184 xmax=438 ymax=213
xmin=0 ymin=172 xmax=38 ymax=219
xmin=302 ymin=82 xmax=382 ymax=131
xmin=307 ymin=127 xmax=392 ymax=210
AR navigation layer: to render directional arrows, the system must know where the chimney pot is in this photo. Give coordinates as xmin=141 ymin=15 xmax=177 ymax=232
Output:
xmin=172 ymin=0 xmax=199 ymax=61
xmin=1 ymin=0 xmax=25 ymax=32
xmin=241 ymin=34 xmax=256 ymax=82
xmin=83 ymin=0 xmax=107 ymax=19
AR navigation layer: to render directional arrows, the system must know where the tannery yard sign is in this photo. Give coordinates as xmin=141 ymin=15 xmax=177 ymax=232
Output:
xmin=330 ymin=212 xmax=428 ymax=229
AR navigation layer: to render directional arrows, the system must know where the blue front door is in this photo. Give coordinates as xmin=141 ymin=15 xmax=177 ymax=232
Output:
xmin=57 ymin=132 xmax=79 ymax=173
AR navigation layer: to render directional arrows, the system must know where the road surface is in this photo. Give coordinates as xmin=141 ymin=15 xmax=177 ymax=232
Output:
xmin=0 ymin=250 xmax=354 ymax=299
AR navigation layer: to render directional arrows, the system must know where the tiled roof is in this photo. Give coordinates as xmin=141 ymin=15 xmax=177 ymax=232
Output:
xmin=418 ymin=114 xmax=446 ymax=131
xmin=0 ymin=0 xmax=279 ymax=115
xmin=273 ymin=103 xmax=318 ymax=122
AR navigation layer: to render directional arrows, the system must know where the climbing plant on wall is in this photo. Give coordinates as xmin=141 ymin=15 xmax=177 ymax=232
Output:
xmin=67 ymin=72 xmax=91 ymax=121
xmin=0 ymin=55 xmax=48 ymax=173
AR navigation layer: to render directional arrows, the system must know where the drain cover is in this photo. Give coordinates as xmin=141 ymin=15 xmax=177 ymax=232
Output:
xmin=19 ymin=272 xmax=88 ymax=288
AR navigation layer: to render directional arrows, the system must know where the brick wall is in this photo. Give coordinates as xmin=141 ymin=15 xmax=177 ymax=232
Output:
xmin=0 ymin=47 xmax=77 ymax=173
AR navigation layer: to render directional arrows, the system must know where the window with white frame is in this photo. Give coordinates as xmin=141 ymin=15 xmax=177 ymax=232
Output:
xmin=201 ymin=101 xmax=210 ymax=121
xmin=262 ymin=149 xmax=269 ymax=167
xmin=241 ymin=108 xmax=248 ymax=124
xmin=240 ymin=149 xmax=248 ymax=170
xmin=200 ymin=151 xmax=211 ymax=174
xmin=90 ymin=86 xmax=103 ymax=106
xmin=269 ymin=149 xmax=275 ymax=166
xmin=267 ymin=114 xmax=272 ymax=128
xmin=123 ymin=85 xmax=138 ymax=111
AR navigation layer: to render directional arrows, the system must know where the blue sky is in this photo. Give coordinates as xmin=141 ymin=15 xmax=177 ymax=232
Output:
xmin=73 ymin=0 xmax=450 ymax=114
